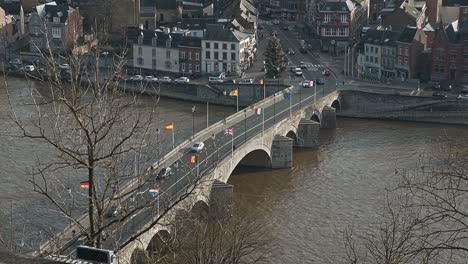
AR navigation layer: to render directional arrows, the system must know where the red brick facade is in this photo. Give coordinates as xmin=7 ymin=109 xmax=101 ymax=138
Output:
xmin=179 ymin=46 xmax=202 ymax=73
xmin=65 ymin=10 xmax=83 ymax=49
xmin=430 ymin=27 xmax=463 ymax=81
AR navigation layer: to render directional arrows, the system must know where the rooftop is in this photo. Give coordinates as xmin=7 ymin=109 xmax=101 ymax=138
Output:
xmin=397 ymin=26 xmax=417 ymax=43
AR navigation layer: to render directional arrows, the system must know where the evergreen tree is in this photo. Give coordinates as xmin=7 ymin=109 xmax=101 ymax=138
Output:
xmin=263 ymin=35 xmax=285 ymax=78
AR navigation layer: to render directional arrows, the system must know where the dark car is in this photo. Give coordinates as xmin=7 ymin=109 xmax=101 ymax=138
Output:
xmin=300 ymin=47 xmax=308 ymax=54
xmin=156 ymin=167 xmax=172 ymax=180
xmin=432 ymin=92 xmax=447 ymax=98
xmin=316 ymin=78 xmax=325 ymax=85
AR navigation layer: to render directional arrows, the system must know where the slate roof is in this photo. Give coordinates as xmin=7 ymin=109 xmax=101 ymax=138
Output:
xmin=446 ymin=22 xmax=460 ymax=44
xmin=442 ymin=0 xmax=468 ymax=6
xmin=397 ymin=26 xmax=417 ymax=43
xmin=0 ymin=1 xmax=21 ymax=16
xmin=141 ymin=0 xmax=178 ymax=9
xmin=363 ymin=28 xmax=400 ymax=46
xmin=179 ymin=35 xmax=202 ymax=47
xmin=44 ymin=4 xmax=73 ymax=23
xmin=128 ymin=27 xmax=184 ymax=47
xmin=203 ymin=24 xmax=250 ymax=42
xmin=320 ymin=0 xmax=351 ymax=12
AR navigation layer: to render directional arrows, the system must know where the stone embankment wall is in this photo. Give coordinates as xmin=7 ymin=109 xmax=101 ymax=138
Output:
xmin=338 ymin=90 xmax=468 ymax=125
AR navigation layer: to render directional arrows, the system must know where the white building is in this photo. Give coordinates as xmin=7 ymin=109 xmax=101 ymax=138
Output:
xmin=201 ymin=24 xmax=255 ymax=76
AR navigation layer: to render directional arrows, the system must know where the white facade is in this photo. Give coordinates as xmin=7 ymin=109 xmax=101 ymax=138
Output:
xmin=133 ymin=43 xmax=179 ymax=72
xmin=202 ymin=40 xmax=241 ymax=75
xmin=363 ymin=43 xmax=382 ymax=78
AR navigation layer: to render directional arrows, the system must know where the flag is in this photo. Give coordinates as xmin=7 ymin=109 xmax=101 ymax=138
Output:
xmin=80 ymin=181 xmax=89 ymax=189
xmin=165 ymin=123 xmax=173 ymax=130
xmin=229 ymin=89 xmax=238 ymax=96
xmin=255 ymin=108 xmax=263 ymax=115
xmin=283 ymin=92 xmax=291 ymax=100
xmin=224 ymin=128 xmax=233 ymax=136
xmin=149 ymin=188 xmax=159 ymax=196
xmin=258 ymin=79 xmax=264 ymax=85
xmin=188 ymin=155 xmax=197 ymax=163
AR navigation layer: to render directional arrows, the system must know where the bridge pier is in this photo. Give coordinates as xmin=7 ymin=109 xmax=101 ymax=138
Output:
xmin=271 ymin=136 xmax=293 ymax=168
xmin=209 ymin=180 xmax=233 ymax=219
xmin=321 ymin=106 xmax=337 ymax=129
xmin=297 ymin=119 xmax=320 ymax=147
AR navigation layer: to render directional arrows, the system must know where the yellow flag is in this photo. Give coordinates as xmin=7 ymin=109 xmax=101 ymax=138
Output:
xmin=229 ymin=89 xmax=238 ymax=97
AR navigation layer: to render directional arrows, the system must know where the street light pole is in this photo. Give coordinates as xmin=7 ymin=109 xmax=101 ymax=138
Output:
xmin=244 ymin=109 xmax=247 ymax=142
xmin=156 ymin=128 xmax=160 ymax=168
xmin=192 ymin=106 xmax=196 ymax=138
xmin=273 ymin=94 xmax=276 ymax=124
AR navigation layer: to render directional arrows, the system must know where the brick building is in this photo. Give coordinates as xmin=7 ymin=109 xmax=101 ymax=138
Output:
xmin=395 ymin=26 xmax=420 ymax=80
xmin=179 ymin=36 xmax=202 ymax=74
xmin=317 ymin=0 xmax=352 ymax=51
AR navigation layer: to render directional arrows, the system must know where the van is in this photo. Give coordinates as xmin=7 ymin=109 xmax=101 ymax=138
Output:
xmin=209 ymin=77 xmax=224 ymax=83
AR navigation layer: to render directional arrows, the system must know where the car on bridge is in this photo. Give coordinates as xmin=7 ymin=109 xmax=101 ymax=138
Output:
xmin=316 ymin=78 xmax=325 ymax=85
xmin=157 ymin=167 xmax=173 ymax=179
xmin=191 ymin=141 xmax=205 ymax=153
xmin=294 ymin=68 xmax=303 ymax=76
xmin=433 ymin=92 xmax=447 ymax=98
xmin=322 ymin=69 xmax=331 ymax=76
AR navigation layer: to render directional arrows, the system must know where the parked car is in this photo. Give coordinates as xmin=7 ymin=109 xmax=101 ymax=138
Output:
xmin=8 ymin=58 xmax=22 ymax=65
xmin=112 ymin=74 xmax=126 ymax=81
xmin=300 ymin=62 xmax=307 ymax=69
xmin=209 ymin=76 xmax=224 ymax=83
xmin=316 ymin=78 xmax=325 ymax=85
xmin=322 ymin=69 xmax=331 ymax=76
xmin=144 ymin=75 xmax=158 ymax=82
xmin=22 ymin=65 xmax=35 ymax=72
xmin=158 ymin=76 xmax=171 ymax=83
xmin=191 ymin=141 xmax=205 ymax=153
xmin=156 ymin=167 xmax=173 ymax=179
xmin=300 ymin=47 xmax=308 ymax=54
xmin=294 ymin=68 xmax=302 ymax=76
xmin=432 ymin=92 xmax=447 ymax=98
xmin=129 ymin=75 xmax=143 ymax=81
xmin=238 ymin=79 xmax=254 ymax=84
xmin=59 ymin=63 xmax=70 ymax=70
xmin=287 ymin=50 xmax=295 ymax=55
xmin=175 ymin=77 xmax=190 ymax=83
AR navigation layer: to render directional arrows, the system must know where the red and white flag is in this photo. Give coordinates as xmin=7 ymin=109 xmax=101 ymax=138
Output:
xmin=224 ymin=128 xmax=233 ymax=136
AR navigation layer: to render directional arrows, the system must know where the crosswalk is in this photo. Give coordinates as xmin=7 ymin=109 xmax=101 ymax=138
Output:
xmin=303 ymin=63 xmax=326 ymax=69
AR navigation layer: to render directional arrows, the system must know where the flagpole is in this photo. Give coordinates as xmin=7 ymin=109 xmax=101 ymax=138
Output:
xmin=314 ymin=82 xmax=317 ymax=106
xmin=262 ymin=109 xmax=264 ymax=139
xmin=263 ymin=81 xmax=266 ymax=99
xmin=236 ymin=90 xmax=239 ymax=112
xmin=172 ymin=126 xmax=175 ymax=149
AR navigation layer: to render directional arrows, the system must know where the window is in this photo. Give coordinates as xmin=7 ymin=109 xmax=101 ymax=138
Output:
xmin=31 ymin=26 xmax=40 ymax=35
xmin=222 ymin=43 xmax=227 ymax=49
xmin=181 ymin=62 xmax=185 ymax=72
xmin=53 ymin=16 xmax=60 ymax=23
xmin=181 ymin=51 xmax=186 ymax=59
xmin=206 ymin=42 xmax=210 ymax=49
xmin=366 ymin=46 xmax=369 ymax=52
xmin=404 ymin=47 xmax=409 ymax=56
xmin=223 ymin=52 xmax=227 ymax=60
xmin=188 ymin=63 xmax=192 ymax=72
xmin=138 ymin=47 xmax=142 ymax=56
xmin=196 ymin=64 xmax=200 ymax=72
xmin=404 ymin=57 xmax=408 ymax=66
xmin=188 ymin=52 xmax=192 ymax=60
xmin=166 ymin=50 xmax=171 ymax=59
xmin=375 ymin=47 xmax=379 ymax=53
xmin=398 ymin=47 xmax=402 ymax=55
xmin=137 ymin=57 xmax=143 ymax=65
xmin=340 ymin=14 xmax=347 ymax=23
xmin=214 ymin=51 xmax=219 ymax=60
xmin=152 ymin=59 xmax=156 ymax=69
xmin=231 ymin=52 xmax=236 ymax=61
xmin=166 ymin=39 xmax=171 ymax=48
xmin=450 ymin=54 xmax=456 ymax=61
xmin=196 ymin=53 xmax=200 ymax=61
xmin=206 ymin=51 xmax=210 ymax=59
xmin=231 ymin=44 xmax=235 ymax=50
xmin=371 ymin=46 xmax=374 ymax=52
xmin=152 ymin=38 xmax=157 ymax=46
xmin=366 ymin=55 xmax=369 ymax=62
xmin=324 ymin=14 xmax=330 ymax=22
xmin=52 ymin=27 xmax=61 ymax=38
xmin=214 ymin=42 xmax=219 ymax=49
xmin=152 ymin=49 xmax=156 ymax=57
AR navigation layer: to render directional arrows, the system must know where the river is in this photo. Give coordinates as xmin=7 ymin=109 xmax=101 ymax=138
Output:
xmin=1 ymin=78 xmax=467 ymax=261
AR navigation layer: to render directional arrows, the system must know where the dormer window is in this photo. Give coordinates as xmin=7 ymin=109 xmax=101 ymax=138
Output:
xmin=138 ymin=35 xmax=143 ymax=45
xmin=166 ymin=35 xmax=172 ymax=48
xmin=152 ymin=36 xmax=157 ymax=46
xmin=53 ymin=16 xmax=60 ymax=23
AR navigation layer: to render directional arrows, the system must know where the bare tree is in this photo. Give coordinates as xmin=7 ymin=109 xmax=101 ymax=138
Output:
xmin=6 ymin=21 xmax=164 ymax=250
xmin=137 ymin=205 xmax=276 ymax=264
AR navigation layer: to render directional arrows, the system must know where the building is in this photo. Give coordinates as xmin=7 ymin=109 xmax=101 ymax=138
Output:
xmin=140 ymin=0 xmax=182 ymax=30
xmin=0 ymin=1 xmax=26 ymax=56
xmin=430 ymin=21 xmax=463 ymax=81
xmin=317 ymin=0 xmax=353 ymax=51
xmin=179 ymin=36 xmax=202 ymax=74
xmin=368 ymin=0 xmax=384 ymax=24
xmin=380 ymin=6 xmax=416 ymax=31
xmin=202 ymin=24 xmax=255 ymax=76
xmin=129 ymin=28 xmax=182 ymax=72
xmin=29 ymin=2 xmax=83 ymax=52
xmin=395 ymin=26 xmax=420 ymax=80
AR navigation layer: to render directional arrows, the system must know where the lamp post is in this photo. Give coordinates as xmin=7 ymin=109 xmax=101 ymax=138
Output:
xmin=156 ymin=128 xmax=160 ymax=167
xmin=273 ymin=93 xmax=276 ymax=124
xmin=192 ymin=106 xmax=196 ymax=138
xmin=243 ymin=109 xmax=247 ymax=142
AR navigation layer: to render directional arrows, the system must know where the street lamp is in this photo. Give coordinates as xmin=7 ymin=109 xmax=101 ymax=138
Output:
xmin=273 ymin=93 xmax=276 ymax=124
xmin=192 ymin=106 xmax=196 ymax=138
xmin=243 ymin=109 xmax=247 ymax=142
xmin=156 ymin=128 xmax=160 ymax=167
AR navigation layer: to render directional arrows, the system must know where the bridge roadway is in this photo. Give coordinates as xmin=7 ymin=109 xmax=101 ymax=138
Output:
xmin=39 ymin=82 xmax=336 ymax=260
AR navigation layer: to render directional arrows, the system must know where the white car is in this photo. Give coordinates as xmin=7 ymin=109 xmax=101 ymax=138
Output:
xmin=22 ymin=65 xmax=35 ymax=72
xmin=159 ymin=76 xmax=172 ymax=83
xmin=59 ymin=64 xmax=70 ymax=70
xmin=129 ymin=75 xmax=143 ymax=81
xmin=174 ymin=77 xmax=190 ymax=83
xmin=302 ymin=80 xmax=313 ymax=88
xmin=457 ymin=94 xmax=468 ymax=100
xmin=295 ymin=69 xmax=303 ymax=76
xmin=156 ymin=167 xmax=172 ymax=179
xmin=191 ymin=141 xmax=205 ymax=153
xmin=144 ymin=75 xmax=158 ymax=82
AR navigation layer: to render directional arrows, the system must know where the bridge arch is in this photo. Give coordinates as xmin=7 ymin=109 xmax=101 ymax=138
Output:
xmin=331 ymin=100 xmax=341 ymax=111
xmin=311 ymin=113 xmax=320 ymax=123
xmin=130 ymin=248 xmax=148 ymax=264
xmin=237 ymin=149 xmax=271 ymax=168
xmin=285 ymin=130 xmax=298 ymax=145
xmin=146 ymin=229 xmax=172 ymax=255
xmin=190 ymin=200 xmax=210 ymax=220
